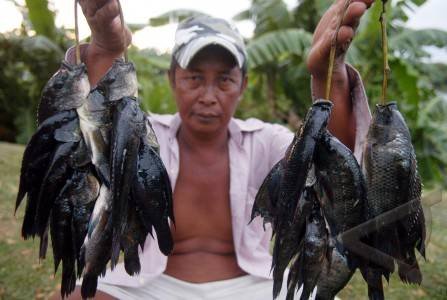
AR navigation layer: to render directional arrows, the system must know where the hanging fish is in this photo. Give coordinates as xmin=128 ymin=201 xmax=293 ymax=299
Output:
xmin=362 ymin=102 xmax=425 ymax=299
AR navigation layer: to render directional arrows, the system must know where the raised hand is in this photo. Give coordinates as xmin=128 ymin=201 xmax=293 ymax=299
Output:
xmin=307 ymin=0 xmax=375 ymax=84
xmin=79 ymin=0 xmax=131 ymax=54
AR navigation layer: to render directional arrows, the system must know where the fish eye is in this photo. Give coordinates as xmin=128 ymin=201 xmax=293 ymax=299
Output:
xmin=53 ymin=80 xmax=65 ymax=89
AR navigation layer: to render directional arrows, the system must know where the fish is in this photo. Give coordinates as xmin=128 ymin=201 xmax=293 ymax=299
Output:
xmin=314 ymin=130 xmax=368 ymax=259
xmin=268 ymin=100 xmax=332 ymax=298
xmin=71 ymin=168 xmax=100 ymax=277
xmin=362 ymin=102 xmax=425 ymax=299
xmin=315 ymin=248 xmax=355 ymax=300
xmin=251 ymin=160 xmax=283 ymax=228
xmin=77 ymin=89 xmax=113 ymax=186
xmin=16 ymin=111 xmax=80 ymax=240
xmin=34 ymin=118 xmax=81 ymax=240
xmin=286 ymin=188 xmax=329 ymax=300
xmin=120 ymin=199 xmax=147 ymax=276
xmin=99 ymin=59 xmax=138 ymax=102
xmin=37 ymin=61 xmax=89 ymax=124
xmin=272 ymin=186 xmax=313 ymax=299
xmin=110 ymin=97 xmax=146 ymax=267
xmin=81 ymin=185 xmax=113 ymax=299
xmin=132 ymin=137 xmax=174 ymax=256
xmin=50 ymin=174 xmax=77 ymax=297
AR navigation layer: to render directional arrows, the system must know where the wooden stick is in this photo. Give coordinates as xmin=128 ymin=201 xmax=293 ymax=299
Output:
xmin=74 ymin=0 xmax=81 ymax=65
xmin=380 ymin=0 xmax=390 ymax=105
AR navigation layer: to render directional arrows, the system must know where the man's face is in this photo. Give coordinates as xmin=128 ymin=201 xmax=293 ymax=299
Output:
xmin=170 ymin=46 xmax=247 ymax=136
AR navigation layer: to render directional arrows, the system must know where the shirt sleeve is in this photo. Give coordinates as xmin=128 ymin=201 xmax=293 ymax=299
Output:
xmin=268 ymin=64 xmax=372 ymax=165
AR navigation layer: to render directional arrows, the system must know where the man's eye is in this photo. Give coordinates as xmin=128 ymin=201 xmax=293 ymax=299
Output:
xmin=190 ymin=75 xmax=201 ymax=81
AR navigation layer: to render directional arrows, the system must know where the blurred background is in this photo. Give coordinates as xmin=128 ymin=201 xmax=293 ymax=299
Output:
xmin=0 ymin=0 xmax=446 ymax=299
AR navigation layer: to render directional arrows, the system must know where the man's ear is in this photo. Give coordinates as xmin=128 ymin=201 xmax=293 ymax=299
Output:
xmin=240 ymin=75 xmax=248 ymax=93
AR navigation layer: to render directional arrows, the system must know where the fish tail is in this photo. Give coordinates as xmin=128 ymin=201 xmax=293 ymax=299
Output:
xmin=61 ymin=259 xmax=76 ymax=298
xmin=154 ymin=222 xmax=173 ymax=255
xmin=39 ymin=230 xmax=49 ymax=259
xmin=397 ymin=253 xmax=422 ymax=284
xmin=365 ymin=269 xmax=385 ymax=300
xmin=124 ymin=247 xmax=141 ymax=276
xmin=81 ymin=273 xmax=98 ymax=299
xmin=110 ymin=232 xmax=121 ymax=269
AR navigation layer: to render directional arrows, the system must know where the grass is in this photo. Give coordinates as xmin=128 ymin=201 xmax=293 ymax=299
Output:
xmin=0 ymin=141 xmax=446 ymax=299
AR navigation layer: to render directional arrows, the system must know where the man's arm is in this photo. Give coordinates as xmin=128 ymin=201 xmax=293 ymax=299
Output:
xmin=307 ymin=0 xmax=375 ymax=150
xmin=78 ymin=0 xmax=132 ymax=86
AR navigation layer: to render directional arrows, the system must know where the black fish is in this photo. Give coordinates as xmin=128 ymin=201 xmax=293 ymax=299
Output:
xmin=77 ymin=89 xmax=113 ymax=186
xmin=363 ymin=103 xmax=425 ymax=299
xmin=314 ymin=131 xmax=367 ymax=259
xmin=132 ymin=138 xmax=174 ymax=255
xmin=17 ymin=111 xmax=79 ymax=239
xmin=81 ymin=185 xmax=113 ymax=299
xmin=37 ymin=61 xmax=89 ymax=124
xmin=251 ymin=160 xmax=283 ymax=228
xmin=99 ymin=59 xmax=138 ymax=102
xmin=315 ymin=248 xmax=355 ymax=300
xmin=270 ymin=100 xmax=332 ymax=298
xmin=71 ymin=169 xmax=100 ymax=277
xmin=110 ymin=97 xmax=146 ymax=267
xmin=286 ymin=188 xmax=329 ymax=300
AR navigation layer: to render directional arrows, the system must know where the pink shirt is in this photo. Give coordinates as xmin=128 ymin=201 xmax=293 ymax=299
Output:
xmin=66 ymin=43 xmax=372 ymax=287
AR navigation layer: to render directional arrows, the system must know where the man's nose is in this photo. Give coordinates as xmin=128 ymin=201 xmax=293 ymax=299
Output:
xmin=199 ymin=85 xmax=218 ymax=106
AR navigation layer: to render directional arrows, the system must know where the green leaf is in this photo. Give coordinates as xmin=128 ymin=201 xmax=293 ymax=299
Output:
xmin=246 ymin=28 xmax=312 ymax=69
xmin=24 ymin=0 xmax=56 ymax=40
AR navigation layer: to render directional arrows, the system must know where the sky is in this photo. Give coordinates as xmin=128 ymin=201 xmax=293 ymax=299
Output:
xmin=0 ymin=0 xmax=446 ymax=60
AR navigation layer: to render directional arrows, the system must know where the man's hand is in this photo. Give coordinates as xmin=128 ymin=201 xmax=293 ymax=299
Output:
xmin=79 ymin=0 xmax=131 ymax=54
xmin=306 ymin=0 xmax=375 ymax=151
xmin=307 ymin=0 xmax=374 ymax=86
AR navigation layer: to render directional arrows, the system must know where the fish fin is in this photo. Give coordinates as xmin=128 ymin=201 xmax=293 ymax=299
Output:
xmin=251 ymin=160 xmax=282 ymax=224
xmin=124 ymin=246 xmax=141 ymax=276
xmin=39 ymin=228 xmax=49 ymax=259
xmin=366 ymin=269 xmax=385 ymax=300
xmin=154 ymin=222 xmax=174 ymax=255
xmin=61 ymin=258 xmax=77 ymax=298
xmin=81 ymin=273 xmax=98 ymax=299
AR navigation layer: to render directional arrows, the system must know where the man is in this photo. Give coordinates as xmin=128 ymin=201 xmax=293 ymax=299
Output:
xmin=59 ymin=0 xmax=374 ymax=299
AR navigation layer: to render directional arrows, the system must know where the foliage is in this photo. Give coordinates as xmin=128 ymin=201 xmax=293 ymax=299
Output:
xmin=128 ymin=47 xmax=176 ymax=114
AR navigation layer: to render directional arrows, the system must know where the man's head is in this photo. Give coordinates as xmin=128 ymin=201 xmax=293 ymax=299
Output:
xmin=168 ymin=16 xmax=248 ymax=136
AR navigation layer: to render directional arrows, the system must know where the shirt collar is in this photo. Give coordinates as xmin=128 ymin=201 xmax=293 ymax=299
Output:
xmin=153 ymin=113 xmax=264 ymax=147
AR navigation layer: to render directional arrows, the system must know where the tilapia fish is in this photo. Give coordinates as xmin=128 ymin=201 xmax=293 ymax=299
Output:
xmin=132 ymin=139 xmax=174 ymax=256
xmin=110 ymin=97 xmax=146 ymax=266
xmin=258 ymin=100 xmax=332 ymax=298
xmin=363 ymin=103 xmax=425 ymax=299
xmin=50 ymin=168 xmax=99 ymax=298
xmin=16 ymin=111 xmax=78 ymax=238
xmin=315 ymin=248 xmax=355 ymax=300
xmin=37 ymin=61 xmax=89 ymax=124
xmin=81 ymin=185 xmax=113 ymax=299
xmin=77 ymin=89 xmax=113 ymax=185
xmin=99 ymin=58 xmax=138 ymax=101
xmin=314 ymin=130 xmax=367 ymax=258
xmin=286 ymin=188 xmax=329 ymax=300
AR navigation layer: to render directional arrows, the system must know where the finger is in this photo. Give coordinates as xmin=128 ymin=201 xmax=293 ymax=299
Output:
xmin=336 ymin=26 xmax=355 ymax=52
xmin=343 ymin=2 xmax=368 ymax=29
xmin=94 ymin=0 xmax=121 ymax=23
xmin=353 ymin=0 xmax=375 ymax=9
xmin=79 ymin=0 xmax=110 ymax=18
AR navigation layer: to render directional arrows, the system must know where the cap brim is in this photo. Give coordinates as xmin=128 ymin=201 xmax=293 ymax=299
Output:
xmin=175 ymin=35 xmax=245 ymax=69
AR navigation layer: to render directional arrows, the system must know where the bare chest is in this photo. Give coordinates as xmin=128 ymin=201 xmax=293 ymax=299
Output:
xmin=172 ymin=148 xmax=233 ymax=243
